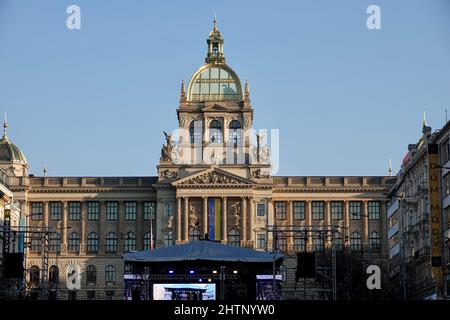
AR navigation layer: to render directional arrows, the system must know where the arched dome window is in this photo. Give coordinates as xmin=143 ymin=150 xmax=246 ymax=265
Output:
xmin=188 ymin=66 xmax=242 ymax=102
xmin=209 ymin=120 xmax=222 ymax=143
xmin=228 ymin=120 xmax=242 ymax=144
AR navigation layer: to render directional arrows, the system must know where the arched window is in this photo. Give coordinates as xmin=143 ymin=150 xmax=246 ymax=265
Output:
xmin=30 ymin=233 xmax=41 ymax=252
xmin=105 ymin=265 xmax=116 ymax=284
xmin=164 ymin=232 xmax=173 ymax=247
xmin=209 ymin=120 xmax=222 ymax=143
xmin=334 ymin=232 xmax=343 ymax=251
xmin=313 ymin=236 xmax=324 ymax=252
xmin=87 ymin=232 xmax=99 ymax=253
xmin=125 ymin=232 xmax=137 ymax=252
xmin=106 ymin=232 xmax=118 ymax=253
xmin=189 ymin=229 xmax=201 ymax=242
xmin=49 ymin=233 xmax=61 ymax=253
xmin=48 ymin=266 xmax=59 ymax=285
xmin=228 ymin=120 xmax=242 ymax=144
xmin=228 ymin=229 xmax=240 ymax=247
xmin=86 ymin=265 xmax=97 ymax=284
xmin=294 ymin=236 xmax=306 ymax=252
xmin=144 ymin=232 xmax=153 ymax=250
xmin=29 ymin=265 xmax=40 ymax=285
xmin=189 ymin=121 xmax=202 ymax=144
xmin=68 ymin=232 xmax=80 ymax=252
xmin=369 ymin=231 xmax=381 ymax=251
xmin=350 ymin=232 xmax=362 ymax=251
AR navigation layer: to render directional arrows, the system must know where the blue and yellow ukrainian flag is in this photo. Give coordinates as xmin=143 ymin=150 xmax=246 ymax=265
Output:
xmin=208 ymin=198 xmax=221 ymax=241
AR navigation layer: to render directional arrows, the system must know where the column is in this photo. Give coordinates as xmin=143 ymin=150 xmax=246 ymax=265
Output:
xmin=344 ymin=201 xmax=350 ymax=246
xmin=184 ymin=197 xmax=189 ymax=241
xmin=221 ymin=197 xmax=227 ymax=242
xmin=306 ymin=201 xmax=312 ymax=251
xmin=99 ymin=201 xmax=104 ymax=254
xmin=203 ymin=197 xmax=208 ymax=237
xmin=249 ymin=198 xmax=255 ymax=245
xmin=267 ymin=199 xmax=274 ymax=250
xmin=177 ymin=197 xmax=182 ymax=242
xmin=43 ymin=201 xmax=49 ymax=227
xmin=118 ymin=201 xmax=125 ymax=252
xmin=363 ymin=200 xmax=369 ymax=246
xmin=288 ymin=201 xmax=294 ymax=248
xmin=62 ymin=201 xmax=68 ymax=252
xmin=242 ymin=197 xmax=247 ymax=242
xmin=80 ymin=201 xmax=86 ymax=253
xmin=381 ymin=200 xmax=387 ymax=254
xmin=325 ymin=201 xmax=332 ymax=246
xmin=137 ymin=201 xmax=143 ymax=250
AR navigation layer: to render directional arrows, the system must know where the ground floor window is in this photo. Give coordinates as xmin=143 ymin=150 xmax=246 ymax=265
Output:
xmin=68 ymin=290 xmax=77 ymax=300
xmin=106 ymin=290 xmax=115 ymax=300
xmin=87 ymin=290 xmax=96 ymax=300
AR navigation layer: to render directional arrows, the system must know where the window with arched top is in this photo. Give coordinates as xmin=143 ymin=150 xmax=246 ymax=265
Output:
xmin=209 ymin=120 xmax=222 ymax=143
xmin=68 ymin=232 xmax=80 ymax=252
xmin=164 ymin=232 xmax=173 ymax=247
xmin=87 ymin=232 xmax=99 ymax=253
xmin=228 ymin=120 xmax=242 ymax=144
xmin=29 ymin=265 xmax=40 ymax=285
xmin=350 ymin=232 xmax=362 ymax=251
xmin=48 ymin=265 xmax=59 ymax=285
xmin=369 ymin=231 xmax=381 ymax=251
xmin=334 ymin=232 xmax=343 ymax=251
xmin=30 ymin=233 xmax=41 ymax=252
xmin=189 ymin=229 xmax=201 ymax=242
xmin=105 ymin=265 xmax=116 ymax=284
xmin=228 ymin=229 xmax=240 ymax=247
xmin=49 ymin=233 xmax=61 ymax=253
xmin=86 ymin=265 xmax=97 ymax=284
xmin=106 ymin=232 xmax=118 ymax=253
xmin=125 ymin=232 xmax=136 ymax=252
xmin=189 ymin=121 xmax=202 ymax=144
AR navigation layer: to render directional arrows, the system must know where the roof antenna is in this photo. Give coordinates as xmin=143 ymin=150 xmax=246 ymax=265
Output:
xmin=388 ymin=159 xmax=393 ymax=176
xmin=43 ymin=162 xmax=47 ymax=177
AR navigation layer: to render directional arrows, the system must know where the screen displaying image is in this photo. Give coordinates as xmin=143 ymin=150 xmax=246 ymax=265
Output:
xmin=153 ymin=283 xmax=216 ymax=300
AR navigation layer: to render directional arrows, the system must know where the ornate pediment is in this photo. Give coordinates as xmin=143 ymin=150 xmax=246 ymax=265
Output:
xmin=202 ymin=104 xmax=228 ymax=112
xmin=172 ymin=168 xmax=253 ymax=188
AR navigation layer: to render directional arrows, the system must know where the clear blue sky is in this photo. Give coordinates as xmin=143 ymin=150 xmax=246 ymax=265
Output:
xmin=1 ymin=0 xmax=449 ymax=177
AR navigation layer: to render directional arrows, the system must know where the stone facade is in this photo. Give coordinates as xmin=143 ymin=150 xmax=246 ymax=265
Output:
xmin=1 ymin=21 xmax=395 ymax=300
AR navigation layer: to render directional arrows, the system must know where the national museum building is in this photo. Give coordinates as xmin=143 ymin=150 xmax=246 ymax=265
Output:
xmin=0 ymin=21 xmax=395 ymax=300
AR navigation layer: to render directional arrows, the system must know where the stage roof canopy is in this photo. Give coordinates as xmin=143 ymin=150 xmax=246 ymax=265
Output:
xmin=123 ymin=241 xmax=283 ymax=263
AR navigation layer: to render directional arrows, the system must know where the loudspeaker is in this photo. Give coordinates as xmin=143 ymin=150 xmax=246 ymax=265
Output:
xmin=296 ymin=252 xmax=315 ymax=279
xmin=4 ymin=253 xmax=24 ymax=278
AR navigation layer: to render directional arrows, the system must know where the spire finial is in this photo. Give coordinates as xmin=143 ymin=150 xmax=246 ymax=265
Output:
xmin=2 ymin=112 xmax=8 ymax=140
xmin=388 ymin=159 xmax=393 ymax=176
xmin=213 ymin=14 xmax=217 ymax=31
xmin=423 ymin=111 xmax=427 ymax=127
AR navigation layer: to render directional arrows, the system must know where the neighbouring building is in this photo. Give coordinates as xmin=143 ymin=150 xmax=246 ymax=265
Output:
xmin=388 ymin=118 xmax=450 ymax=300
xmin=1 ymin=20 xmax=394 ymax=300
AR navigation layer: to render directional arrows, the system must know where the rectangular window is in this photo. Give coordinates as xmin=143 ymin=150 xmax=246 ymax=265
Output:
xmin=125 ymin=201 xmax=137 ymax=221
xmin=444 ymin=173 xmax=450 ymax=197
xmin=87 ymin=201 xmax=100 ymax=221
xmin=278 ymin=237 xmax=287 ymax=251
xmin=368 ymin=201 xmax=381 ymax=220
xmin=440 ymin=138 xmax=450 ymax=165
xmin=275 ymin=202 xmax=286 ymax=220
xmin=49 ymin=202 xmax=62 ymax=220
xmin=294 ymin=237 xmax=306 ymax=252
xmin=293 ymin=201 xmax=305 ymax=220
xmin=143 ymin=201 xmax=156 ymax=221
xmin=256 ymin=233 xmax=266 ymax=250
xmin=256 ymin=203 xmax=266 ymax=217
xmin=68 ymin=202 xmax=81 ymax=221
xmin=31 ymin=202 xmax=43 ymax=221
xmin=312 ymin=201 xmax=324 ymax=220
xmin=106 ymin=201 xmax=118 ymax=221
xmin=350 ymin=201 xmax=361 ymax=220
xmin=331 ymin=201 xmax=343 ymax=220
